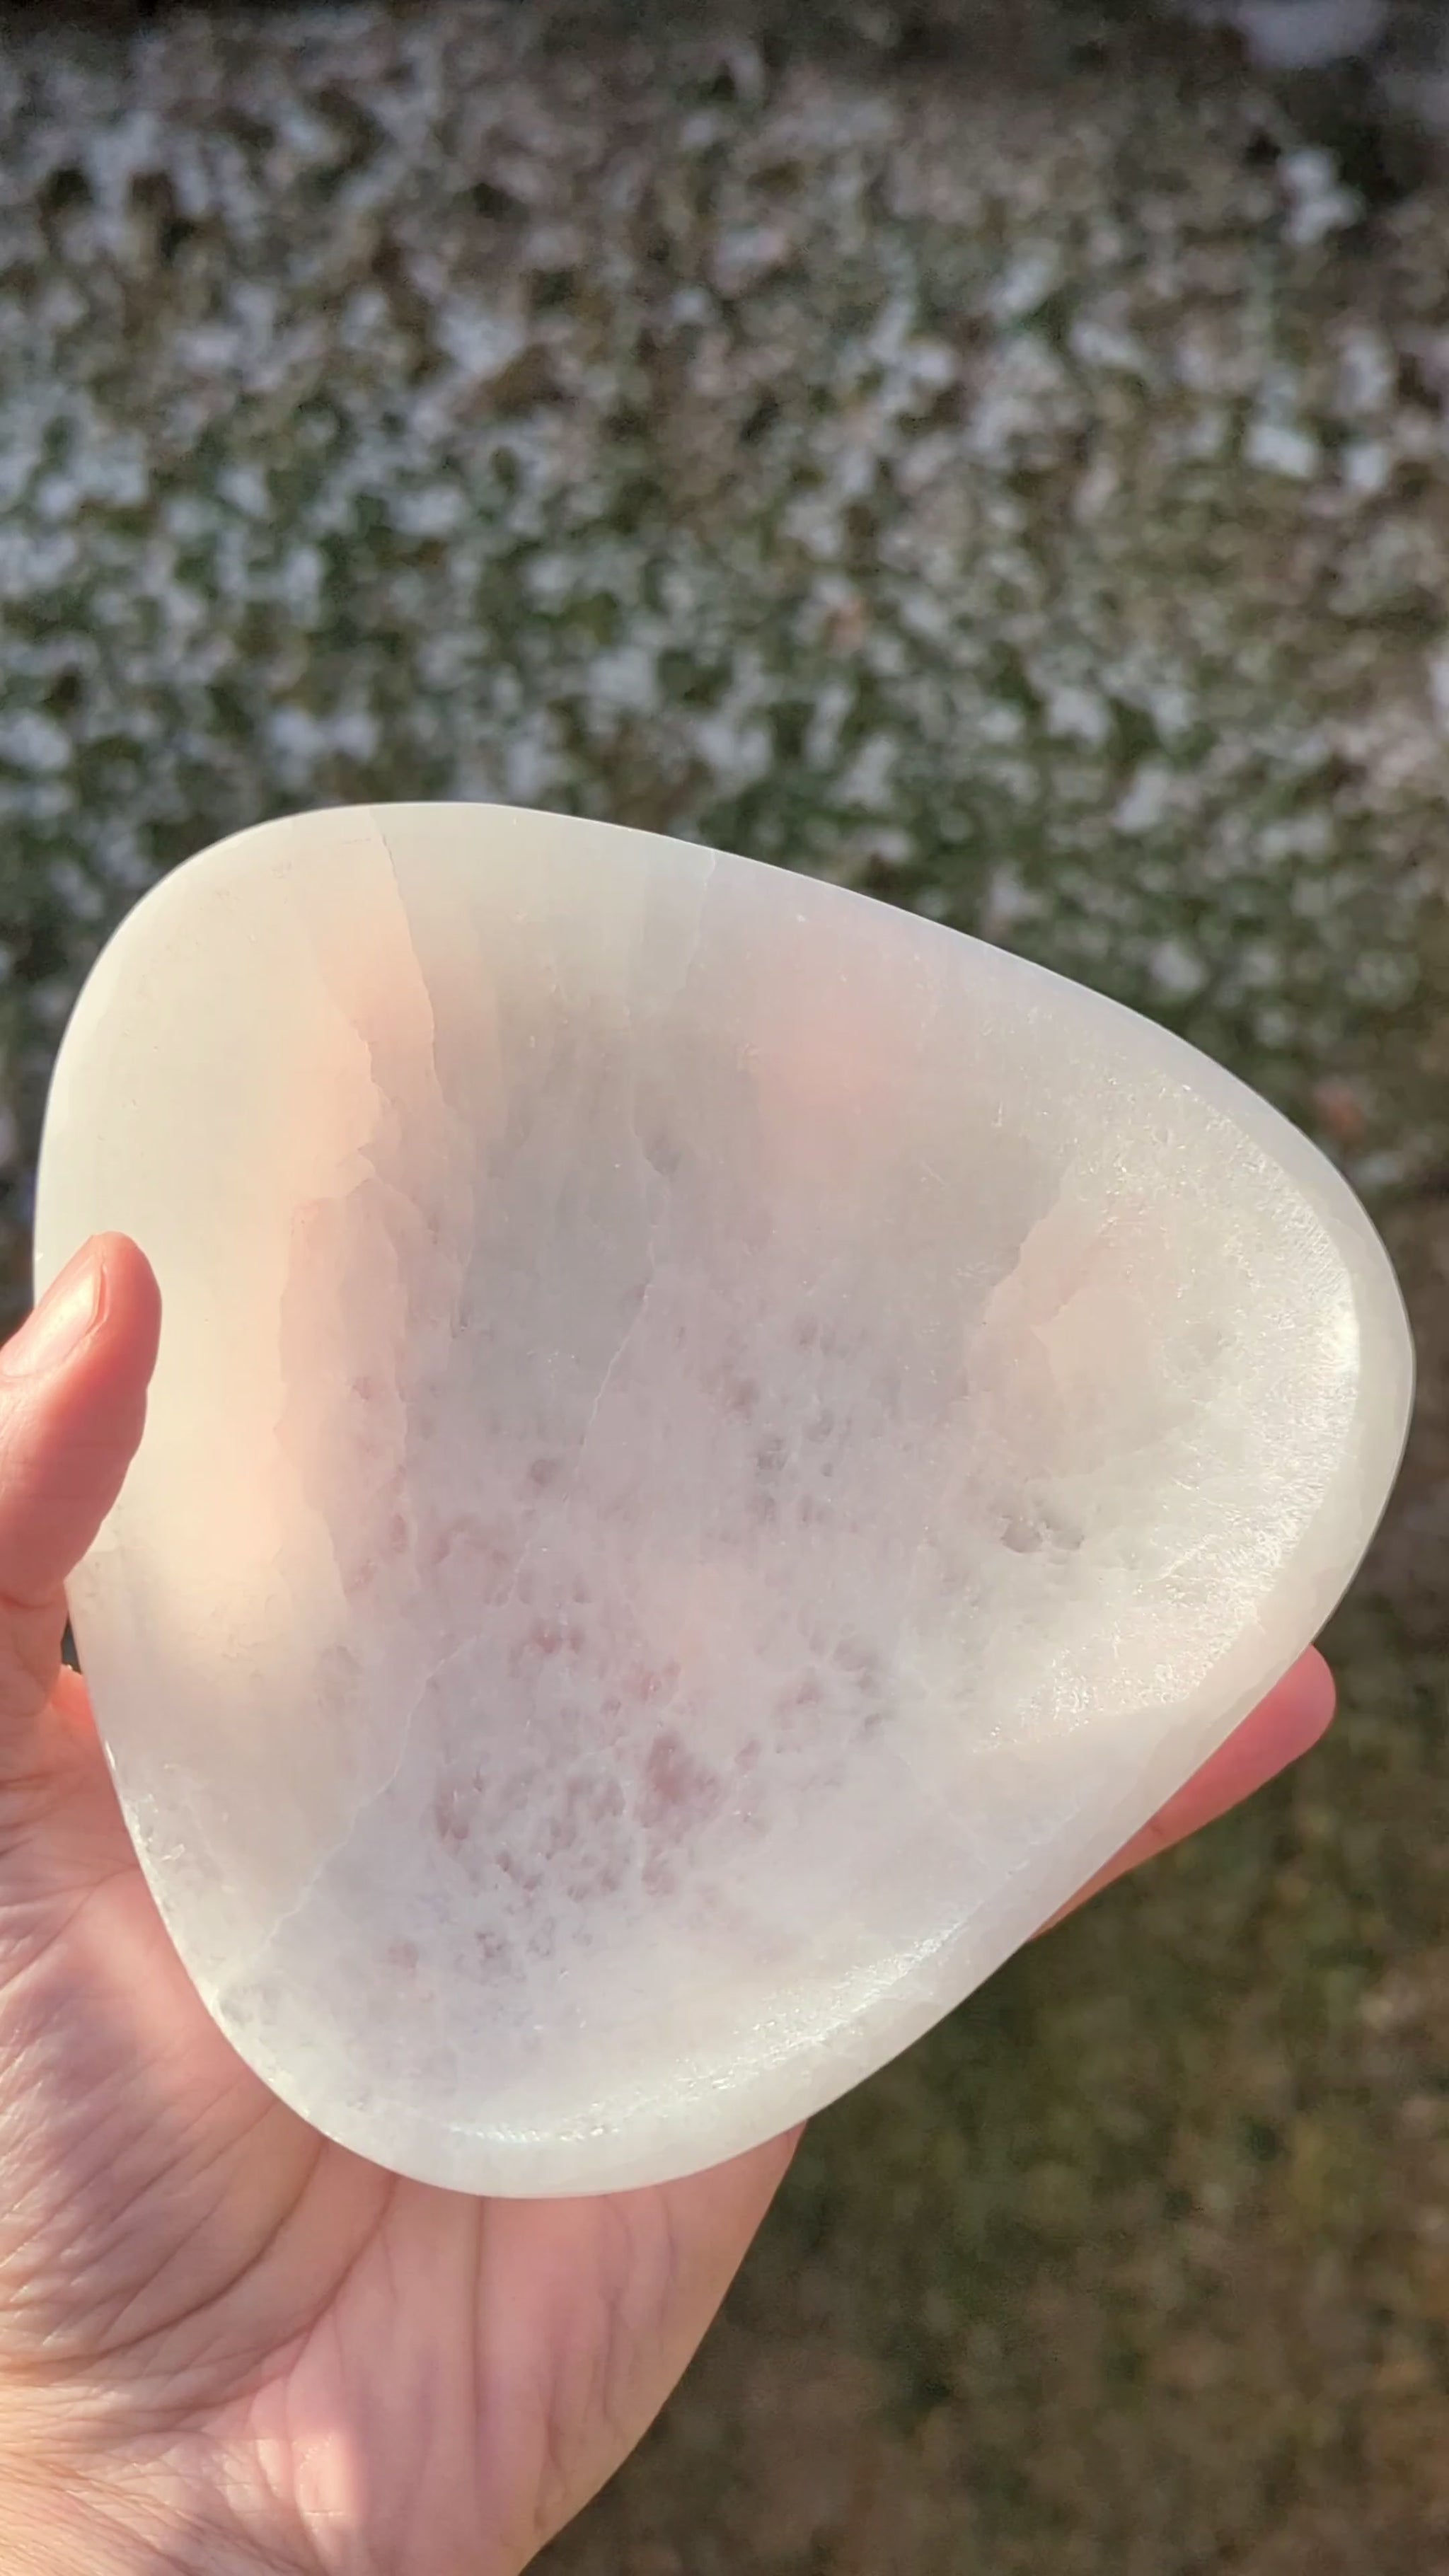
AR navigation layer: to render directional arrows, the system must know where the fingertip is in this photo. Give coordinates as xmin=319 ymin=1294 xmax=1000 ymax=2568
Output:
xmin=17 ymin=1232 xmax=162 ymax=1469
xmin=3 ymin=1232 xmax=160 ymax=1392
xmin=1163 ymin=1647 xmax=1337 ymax=1830
xmin=1261 ymin=1644 xmax=1336 ymax=1760
xmin=87 ymin=1232 xmax=162 ymax=1382
xmin=1040 ymin=1646 xmax=1338 ymax=1934
xmin=0 ymin=1234 xmax=160 ymax=1625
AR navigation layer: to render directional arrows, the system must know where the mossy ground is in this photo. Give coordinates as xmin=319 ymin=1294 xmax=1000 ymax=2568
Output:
xmin=1 ymin=3 xmax=1448 ymax=2565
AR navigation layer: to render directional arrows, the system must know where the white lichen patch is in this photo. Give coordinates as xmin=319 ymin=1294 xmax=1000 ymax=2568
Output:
xmin=2 ymin=0 xmax=1449 ymax=1276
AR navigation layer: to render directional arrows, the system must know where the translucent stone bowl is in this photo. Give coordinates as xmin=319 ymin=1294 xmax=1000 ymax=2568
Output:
xmin=35 ymin=805 xmax=1414 ymax=2193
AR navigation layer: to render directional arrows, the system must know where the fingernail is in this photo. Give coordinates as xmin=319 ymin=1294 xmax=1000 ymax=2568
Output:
xmin=0 ymin=1241 xmax=105 ymax=1380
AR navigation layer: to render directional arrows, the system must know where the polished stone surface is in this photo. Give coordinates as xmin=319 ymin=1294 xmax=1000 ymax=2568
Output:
xmin=34 ymin=805 xmax=1414 ymax=2192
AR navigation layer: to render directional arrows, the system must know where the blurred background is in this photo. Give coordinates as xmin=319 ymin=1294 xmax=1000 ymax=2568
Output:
xmin=1 ymin=1 xmax=1448 ymax=2566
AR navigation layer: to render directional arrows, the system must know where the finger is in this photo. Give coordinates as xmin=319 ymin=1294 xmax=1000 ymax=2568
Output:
xmin=0 ymin=1233 xmax=161 ymax=1735
xmin=1043 ymin=1646 xmax=1335 ymax=1931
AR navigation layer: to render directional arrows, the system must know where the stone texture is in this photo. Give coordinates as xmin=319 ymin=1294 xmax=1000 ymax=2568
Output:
xmin=11 ymin=0 xmax=1449 ymax=1294
xmin=34 ymin=803 xmax=1412 ymax=2193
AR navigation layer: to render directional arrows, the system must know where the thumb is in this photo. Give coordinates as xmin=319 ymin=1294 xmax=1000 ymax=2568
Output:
xmin=0 ymin=1234 xmax=161 ymax=1735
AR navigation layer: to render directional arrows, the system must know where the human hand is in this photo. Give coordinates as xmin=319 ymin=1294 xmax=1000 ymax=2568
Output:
xmin=0 ymin=1234 xmax=1334 ymax=2574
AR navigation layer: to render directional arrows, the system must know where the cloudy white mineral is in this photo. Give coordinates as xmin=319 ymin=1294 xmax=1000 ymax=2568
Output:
xmin=34 ymin=805 xmax=1412 ymax=2194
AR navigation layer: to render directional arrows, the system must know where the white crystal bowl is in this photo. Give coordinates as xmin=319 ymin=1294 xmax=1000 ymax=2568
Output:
xmin=35 ymin=804 xmax=1414 ymax=2194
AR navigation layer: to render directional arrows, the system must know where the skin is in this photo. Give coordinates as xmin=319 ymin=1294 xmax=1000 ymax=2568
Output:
xmin=0 ymin=1235 xmax=1337 ymax=2574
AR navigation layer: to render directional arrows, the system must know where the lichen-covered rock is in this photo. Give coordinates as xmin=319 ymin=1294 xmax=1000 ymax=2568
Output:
xmin=4 ymin=0 xmax=1449 ymax=1334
